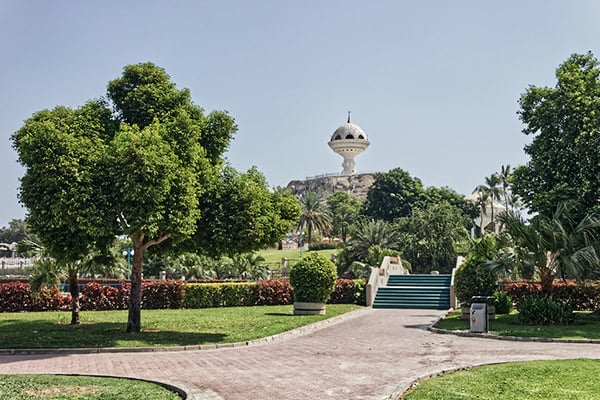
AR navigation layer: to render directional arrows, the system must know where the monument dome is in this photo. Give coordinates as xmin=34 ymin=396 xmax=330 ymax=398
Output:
xmin=328 ymin=112 xmax=370 ymax=176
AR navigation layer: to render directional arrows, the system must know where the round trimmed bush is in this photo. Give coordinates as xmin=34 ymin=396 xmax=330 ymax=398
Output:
xmin=289 ymin=253 xmax=337 ymax=303
xmin=454 ymin=256 xmax=499 ymax=306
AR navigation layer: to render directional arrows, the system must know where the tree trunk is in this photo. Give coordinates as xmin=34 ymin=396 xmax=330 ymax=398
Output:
xmin=540 ymin=270 xmax=554 ymax=297
xmin=126 ymin=237 xmax=145 ymax=333
xmin=68 ymin=268 xmax=80 ymax=325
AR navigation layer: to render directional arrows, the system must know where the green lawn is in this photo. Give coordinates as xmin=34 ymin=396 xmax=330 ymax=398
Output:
xmin=404 ymin=359 xmax=600 ymax=399
xmin=0 ymin=374 xmax=180 ymax=400
xmin=258 ymin=248 xmax=338 ymax=264
xmin=0 ymin=304 xmax=360 ymax=349
xmin=436 ymin=310 xmax=600 ymax=339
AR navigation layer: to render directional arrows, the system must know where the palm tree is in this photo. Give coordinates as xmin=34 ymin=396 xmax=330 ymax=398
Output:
xmin=296 ymin=192 xmax=332 ymax=245
xmin=474 ymin=173 xmax=502 ymax=232
xmin=499 ymin=164 xmax=512 ymax=211
xmin=28 ymin=239 xmax=127 ymax=325
xmin=346 ymin=219 xmax=402 ymax=263
xmin=232 ymin=253 xmax=268 ymax=280
xmin=499 ymin=203 xmax=600 ymax=295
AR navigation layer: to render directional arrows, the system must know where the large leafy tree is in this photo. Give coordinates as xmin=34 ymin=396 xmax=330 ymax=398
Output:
xmin=190 ymin=166 xmax=300 ymax=258
xmin=396 ymin=202 xmax=471 ymax=274
xmin=13 ymin=63 xmax=238 ymax=332
xmin=424 ymin=186 xmax=478 ymax=222
xmin=513 ymin=52 xmax=600 ymax=219
xmin=363 ymin=168 xmax=426 ymax=221
xmin=13 ymin=101 xmax=118 ymax=324
xmin=326 ymin=191 xmax=362 ymax=243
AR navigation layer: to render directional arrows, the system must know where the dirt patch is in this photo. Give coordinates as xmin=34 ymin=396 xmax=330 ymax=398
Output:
xmin=23 ymin=385 xmax=100 ymax=397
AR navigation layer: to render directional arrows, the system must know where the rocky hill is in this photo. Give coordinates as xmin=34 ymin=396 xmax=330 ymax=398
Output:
xmin=286 ymin=173 xmax=375 ymax=201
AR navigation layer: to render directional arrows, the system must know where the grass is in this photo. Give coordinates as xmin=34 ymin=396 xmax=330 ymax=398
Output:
xmin=403 ymin=359 xmax=600 ymax=399
xmin=0 ymin=374 xmax=181 ymax=399
xmin=258 ymin=248 xmax=338 ymax=264
xmin=436 ymin=310 xmax=600 ymax=339
xmin=0 ymin=304 xmax=361 ymax=349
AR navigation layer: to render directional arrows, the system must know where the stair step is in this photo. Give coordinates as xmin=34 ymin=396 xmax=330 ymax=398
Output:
xmin=373 ymin=274 xmax=452 ymax=309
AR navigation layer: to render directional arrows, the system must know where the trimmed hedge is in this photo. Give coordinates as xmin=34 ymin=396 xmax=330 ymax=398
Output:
xmin=0 ymin=279 xmax=366 ymax=313
xmin=503 ymin=281 xmax=600 ymax=311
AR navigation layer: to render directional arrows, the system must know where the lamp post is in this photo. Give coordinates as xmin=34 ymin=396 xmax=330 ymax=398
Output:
xmin=122 ymin=248 xmax=134 ymax=280
xmin=297 ymin=231 xmax=304 ymax=258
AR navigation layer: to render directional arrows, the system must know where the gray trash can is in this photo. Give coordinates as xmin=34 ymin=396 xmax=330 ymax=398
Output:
xmin=470 ymin=296 xmax=493 ymax=333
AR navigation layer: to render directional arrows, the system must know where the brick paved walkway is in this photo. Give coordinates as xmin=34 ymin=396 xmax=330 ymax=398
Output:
xmin=2 ymin=308 xmax=600 ymax=399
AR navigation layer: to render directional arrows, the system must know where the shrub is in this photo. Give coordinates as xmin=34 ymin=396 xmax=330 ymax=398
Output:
xmin=517 ymin=295 xmax=574 ymax=325
xmin=32 ymin=287 xmax=70 ymax=311
xmin=353 ymin=279 xmax=366 ymax=306
xmin=220 ymin=283 xmax=258 ymax=307
xmin=254 ymin=280 xmax=292 ymax=305
xmin=80 ymin=282 xmax=126 ymax=311
xmin=183 ymin=283 xmax=223 ymax=308
xmin=328 ymin=279 xmax=355 ymax=304
xmin=492 ymin=291 xmax=513 ymax=314
xmin=308 ymin=243 xmax=339 ymax=251
xmin=503 ymin=282 xmax=541 ymax=305
xmin=142 ymin=280 xmax=184 ymax=309
xmin=454 ymin=257 xmax=499 ymax=306
xmin=504 ymin=281 xmax=600 ymax=311
xmin=289 ymin=253 xmax=337 ymax=303
xmin=0 ymin=281 xmax=33 ymax=312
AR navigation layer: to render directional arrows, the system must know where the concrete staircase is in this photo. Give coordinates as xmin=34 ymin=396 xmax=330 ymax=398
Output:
xmin=372 ymin=274 xmax=451 ymax=310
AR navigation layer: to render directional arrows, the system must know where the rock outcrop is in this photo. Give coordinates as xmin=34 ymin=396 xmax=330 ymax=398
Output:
xmin=286 ymin=173 xmax=375 ymax=201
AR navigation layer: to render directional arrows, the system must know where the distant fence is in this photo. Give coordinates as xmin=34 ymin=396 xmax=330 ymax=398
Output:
xmin=0 ymin=258 xmax=34 ymax=276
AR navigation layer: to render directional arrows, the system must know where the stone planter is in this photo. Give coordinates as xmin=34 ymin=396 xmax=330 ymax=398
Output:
xmin=294 ymin=302 xmax=326 ymax=315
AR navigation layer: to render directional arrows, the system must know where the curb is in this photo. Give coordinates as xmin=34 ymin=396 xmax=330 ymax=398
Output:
xmin=0 ymin=306 xmax=372 ymax=356
xmin=426 ymin=308 xmax=600 ymax=344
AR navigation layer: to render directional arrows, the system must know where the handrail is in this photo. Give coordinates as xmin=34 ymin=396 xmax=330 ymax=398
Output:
xmin=366 ymin=256 xmax=408 ymax=306
xmin=450 ymin=256 xmax=466 ymax=309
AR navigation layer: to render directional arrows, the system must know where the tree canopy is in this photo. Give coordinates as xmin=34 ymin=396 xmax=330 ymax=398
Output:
xmin=12 ymin=62 xmax=286 ymax=332
xmin=513 ymin=52 xmax=600 ymax=219
xmin=363 ymin=168 xmax=426 ymax=221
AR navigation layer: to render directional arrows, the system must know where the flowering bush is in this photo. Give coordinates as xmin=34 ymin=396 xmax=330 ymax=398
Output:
xmin=254 ymin=280 xmax=292 ymax=305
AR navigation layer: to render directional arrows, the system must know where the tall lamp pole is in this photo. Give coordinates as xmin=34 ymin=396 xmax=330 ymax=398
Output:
xmin=122 ymin=248 xmax=134 ymax=280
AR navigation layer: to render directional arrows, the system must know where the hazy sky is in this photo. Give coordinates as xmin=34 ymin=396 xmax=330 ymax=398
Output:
xmin=1 ymin=1 xmax=600 ymax=227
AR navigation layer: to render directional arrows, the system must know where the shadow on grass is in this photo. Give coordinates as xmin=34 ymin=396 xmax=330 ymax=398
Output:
xmin=0 ymin=320 xmax=228 ymax=349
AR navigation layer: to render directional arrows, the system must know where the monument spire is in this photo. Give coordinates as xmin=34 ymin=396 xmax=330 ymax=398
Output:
xmin=328 ymin=114 xmax=370 ymax=176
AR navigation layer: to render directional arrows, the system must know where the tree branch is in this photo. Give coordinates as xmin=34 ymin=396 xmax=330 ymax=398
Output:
xmin=141 ymin=234 xmax=170 ymax=252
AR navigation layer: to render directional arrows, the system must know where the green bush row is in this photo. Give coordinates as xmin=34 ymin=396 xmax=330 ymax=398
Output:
xmin=0 ymin=279 xmax=366 ymax=312
xmin=503 ymin=281 xmax=600 ymax=311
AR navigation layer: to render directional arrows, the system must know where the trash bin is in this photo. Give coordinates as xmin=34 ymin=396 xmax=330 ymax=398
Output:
xmin=470 ymin=296 xmax=493 ymax=333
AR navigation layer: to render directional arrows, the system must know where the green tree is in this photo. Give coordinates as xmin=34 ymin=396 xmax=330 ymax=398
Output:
xmin=296 ymin=192 xmax=332 ymax=244
xmin=13 ymin=63 xmax=238 ymax=332
xmin=513 ymin=52 xmax=600 ymax=219
xmin=363 ymin=168 xmax=426 ymax=221
xmin=190 ymin=167 xmax=300 ymax=258
xmin=499 ymin=203 xmax=600 ymax=295
xmin=0 ymin=219 xmax=28 ymax=244
xmin=397 ymin=202 xmax=471 ymax=274
xmin=424 ymin=186 xmax=478 ymax=222
xmin=326 ymin=191 xmax=362 ymax=243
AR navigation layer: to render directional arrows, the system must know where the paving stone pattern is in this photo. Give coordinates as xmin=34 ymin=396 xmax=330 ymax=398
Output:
xmin=1 ymin=308 xmax=600 ymax=399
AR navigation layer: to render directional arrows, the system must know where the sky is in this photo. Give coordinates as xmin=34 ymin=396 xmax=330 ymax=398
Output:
xmin=1 ymin=1 xmax=600 ymax=227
